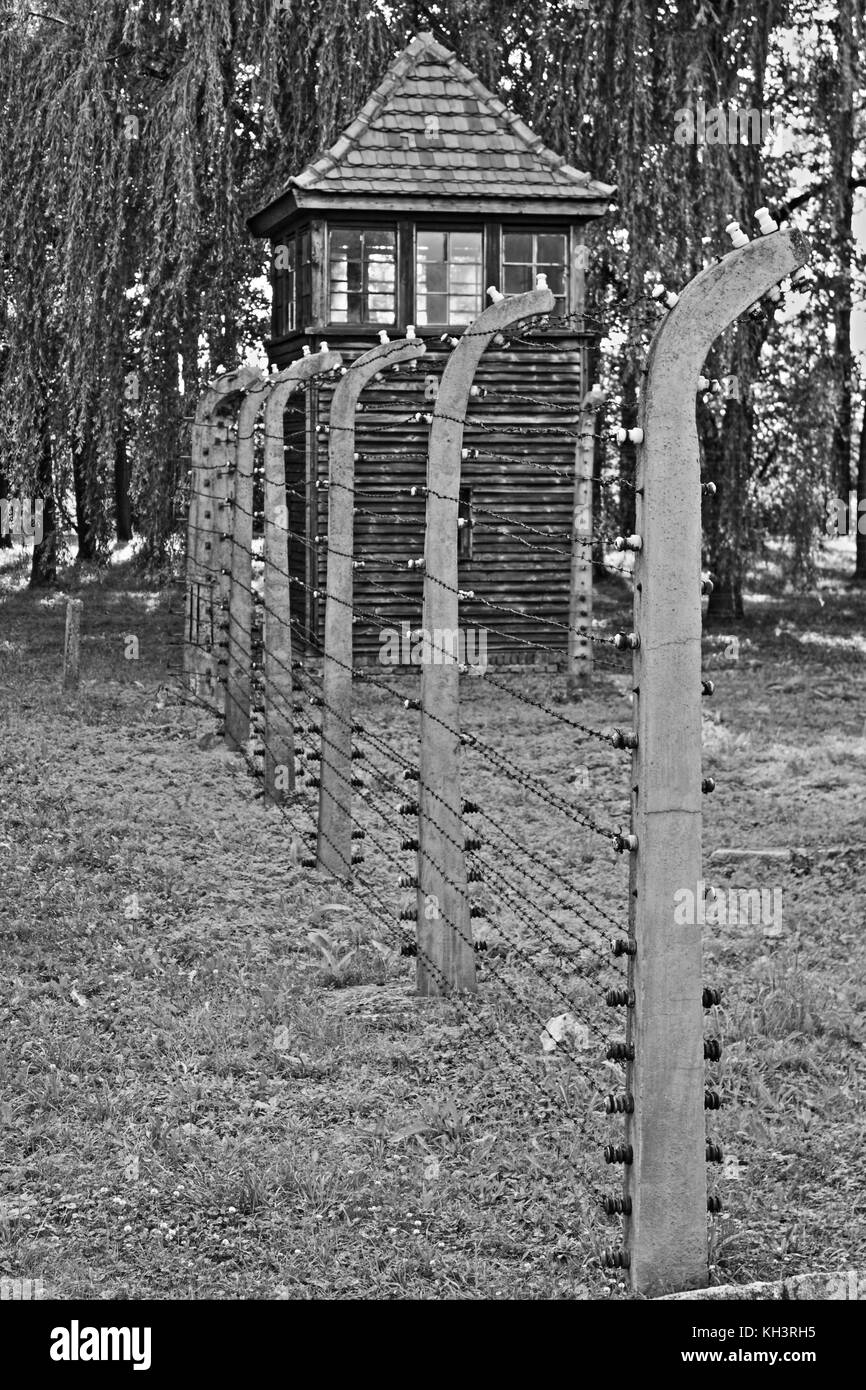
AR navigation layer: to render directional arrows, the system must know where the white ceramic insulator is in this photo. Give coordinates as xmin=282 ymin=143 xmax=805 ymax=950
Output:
xmin=754 ymin=207 xmax=778 ymax=235
xmin=725 ymin=220 xmax=749 ymax=248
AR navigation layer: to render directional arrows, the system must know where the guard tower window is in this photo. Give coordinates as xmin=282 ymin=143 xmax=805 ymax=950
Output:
xmin=416 ymin=230 xmax=483 ymax=325
xmin=329 ymin=227 xmax=397 ymax=324
xmin=272 ymin=237 xmax=296 ymax=338
xmin=502 ymin=231 xmax=567 ymax=312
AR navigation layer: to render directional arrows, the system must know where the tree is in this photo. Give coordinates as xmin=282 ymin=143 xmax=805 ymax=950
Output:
xmin=0 ymin=0 xmax=390 ymax=579
xmin=0 ymin=0 xmax=861 ymax=598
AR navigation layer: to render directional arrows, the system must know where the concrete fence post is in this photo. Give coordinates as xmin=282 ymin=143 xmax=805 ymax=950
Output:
xmin=184 ymin=368 xmax=260 ymax=701
xmin=568 ymin=384 xmax=606 ymax=688
xmin=225 ymin=375 xmax=270 ymax=751
xmin=316 ymin=336 xmax=427 ymax=878
xmin=622 ymin=227 xmax=810 ymax=1296
xmin=261 ymin=350 xmax=342 ymax=802
xmin=417 ymin=285 xmax=555 ymax=996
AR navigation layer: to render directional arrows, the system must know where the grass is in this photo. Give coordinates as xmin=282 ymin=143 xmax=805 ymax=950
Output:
xmin=0 ymin=539 xmax=864 ymax=1299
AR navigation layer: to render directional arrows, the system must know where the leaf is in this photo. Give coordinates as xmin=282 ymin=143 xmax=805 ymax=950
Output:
xmin=309 ymin=904 xmax=352 ymax=926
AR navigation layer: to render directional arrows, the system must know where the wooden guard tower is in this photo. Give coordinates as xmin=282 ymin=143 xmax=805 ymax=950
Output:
xmin=248 ymin=32 xmax=613 ymax=663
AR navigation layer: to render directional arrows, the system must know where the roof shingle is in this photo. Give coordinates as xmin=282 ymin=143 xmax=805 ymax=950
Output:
xmin=284 ymin=33 xmax=614 ymax=205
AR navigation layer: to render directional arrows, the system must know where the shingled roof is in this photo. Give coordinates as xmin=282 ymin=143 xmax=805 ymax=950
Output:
xmin=250 ymin=33 xmax=614 ymax=232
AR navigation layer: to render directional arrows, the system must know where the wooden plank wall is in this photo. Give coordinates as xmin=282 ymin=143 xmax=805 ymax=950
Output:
xmin=277 ymin=334 xmax=589 ymax=662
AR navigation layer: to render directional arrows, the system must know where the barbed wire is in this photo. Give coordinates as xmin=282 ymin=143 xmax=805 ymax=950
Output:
xmin=180 ymin=544 xmax=629 ymax=951
xmin=289 ymin=648 xmax=625 ymax=952
xmin=177 ymin=670 xmax=618 ymax=1073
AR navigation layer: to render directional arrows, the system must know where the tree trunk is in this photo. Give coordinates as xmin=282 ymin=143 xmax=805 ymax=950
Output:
xmin=72 ymin=432 xmax=97 ymax=561
xmin=0 ymin=473 xmax=10 ymax=548
xmin=701 ymin=394 xmax=746 ymax=620
xmin=703 ymin=1 xmax=775 ymax=620
xmin=855 ymin=398 xmax=866 ymax=583
xmin=30 ymin=423 xmax=58 ymax=588
xmin=704 ymin=325 xmax=764 ymax=623
xmin=705 ymin=580 xmax=744 ymax=620
xmin=139 ymin=330 xmax=184 ymax=562
xmin=619 ymin=359 xmax=638 ymax=537
xmin=705 ymin=393 xmax=748 ymax=621
xmin=830 ymin=0 xmax=855 ymax=502
xmin=115 ymin=432 xmax=133 ymax=541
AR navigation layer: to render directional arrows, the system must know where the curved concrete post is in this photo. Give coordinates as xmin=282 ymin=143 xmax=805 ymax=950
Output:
xmin=184 ymin=367 xmax=260 ymax=699
xmin=261 ymin=350 xmax=343 ymax=802
xmin=623 ymin=228 xmax=810 ymax=1296
xmin=417 ymin=287 xmax=555 ymax=996
xmin=225 ymin=374 xmax=270 ymax=751
xmin=316 ymin=336 xmax=427 ymax=878
xmin=568 ymin=384 xmax=606 ymax=687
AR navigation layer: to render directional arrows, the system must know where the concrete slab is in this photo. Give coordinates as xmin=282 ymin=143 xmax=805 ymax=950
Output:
xmin=656 ymin=1270 xmax=863 ymax=1300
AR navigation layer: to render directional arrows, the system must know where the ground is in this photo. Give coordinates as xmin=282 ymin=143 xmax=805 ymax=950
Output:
xmin=0 ymin=542 xmax=864 ymax=1300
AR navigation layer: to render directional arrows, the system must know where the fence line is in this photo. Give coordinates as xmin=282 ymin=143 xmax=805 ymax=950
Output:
xmin=180 ymin=226 xmax=810 ymax=1296
xmin=184 ymin=365 xmax=259 ymax=701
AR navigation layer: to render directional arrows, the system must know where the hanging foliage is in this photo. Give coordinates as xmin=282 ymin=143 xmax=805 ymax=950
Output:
xmin=0 ymin=0 xmax=861 ymax=596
